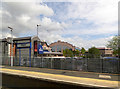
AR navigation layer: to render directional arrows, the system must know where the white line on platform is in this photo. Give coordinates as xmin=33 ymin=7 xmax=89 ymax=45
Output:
xmin=99 ymin=75 xmax=111 ymax=79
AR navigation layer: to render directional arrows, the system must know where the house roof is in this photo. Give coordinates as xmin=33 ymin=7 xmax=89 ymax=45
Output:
xmin=41 ymin=42 xmax=49 ymax=47
xmin=97 ymin=47 xmax=112 ymax=50
xmin=49 ymin=40 xmax=76 ymax=48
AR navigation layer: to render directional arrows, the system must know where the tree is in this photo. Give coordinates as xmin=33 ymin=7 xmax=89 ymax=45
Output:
xmin=81 ymin=47 xmax=86 ymax=54
xmin=107 ymin=36 xmax=120 ymax=56
xmin=63 ymin=49 xmax=73 ymax=57
xmin=88 ymin=47 xmax=100 ymax=58
xmin=73 ymin=49 xmax=80 ymax=57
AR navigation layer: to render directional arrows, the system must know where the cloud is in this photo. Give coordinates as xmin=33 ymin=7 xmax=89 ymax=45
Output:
xmin=67 ymin=0 xmax=118 ymax=25
xmin=63 ymin=0 xmax=118 ymax=36
xmin=40 ymin=22 xmax=117 ymax=49
xmin=37 ymin=30 xmax=112 ymax=49
xmin=64 ymin=24 xmax=117 ymax=36
xmin=3 ymin=2 xmax=54 ymax=17
xmin=61 ymin=36 xmax=112 ymax=50
xmin=1 ymin=1 xmax=117 ymax=49
xmin=39 ymin=17 xmax=68 ymax=31
xmin=1 ymin=1 xmax=67 ymax=38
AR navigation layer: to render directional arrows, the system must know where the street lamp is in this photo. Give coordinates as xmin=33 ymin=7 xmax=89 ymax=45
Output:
xmin=36 ymin=24 xmax=41 ymax=57
xmin=8 ymin=26 xmax=13 ymax=66
xmin=37 ymin=24 xmax=41 ymax=37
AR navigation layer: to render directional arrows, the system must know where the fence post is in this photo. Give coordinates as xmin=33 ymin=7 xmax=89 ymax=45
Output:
xmin=41 ymin=57 xmax=43 ymax=68
xmin=33 ymin=57 xmax=35 ymax=67
xmin=101 ymin=58 xmax=103 ymax=73
xmin=87 ymin=58 xmax=88 ymax=72
xmin=51 ymin=58 xmax=52 ymax=69
xmin=60 ymin=58 xmax=62 ymax=70
xmin=19 ymin=48 xmax=21 ymax=66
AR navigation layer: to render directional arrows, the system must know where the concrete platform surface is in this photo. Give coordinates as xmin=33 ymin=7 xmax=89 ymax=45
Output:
xmin=0 ymin=66 xmax=120 ymax=89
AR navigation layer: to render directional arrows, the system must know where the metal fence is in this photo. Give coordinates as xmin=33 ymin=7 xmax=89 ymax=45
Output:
xmin=2 ymin=57 xmax=119 ymax=74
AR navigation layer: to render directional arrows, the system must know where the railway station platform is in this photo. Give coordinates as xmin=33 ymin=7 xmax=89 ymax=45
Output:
xmin=0 ymin=66 xmax=120 ymax=89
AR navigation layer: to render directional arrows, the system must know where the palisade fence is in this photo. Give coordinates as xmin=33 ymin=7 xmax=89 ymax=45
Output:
xmin=2 ymin=57 xmax=119 ymax=74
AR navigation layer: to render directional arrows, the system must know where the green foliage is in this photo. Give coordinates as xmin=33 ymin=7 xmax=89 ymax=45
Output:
xmin=73 ymin=49 xmax=80 ymax=57
xmin=88 ymin=47 xmax=100 ymax=58
xmin=81 ymin=47 xmax=86 ymax=54
xmin=107 ymin=36 xmax=120 ymax=56
xmin=63 ymin=49 xmax=73 ymax=57
xmin=113 ymin=50 xmax=118 ymax=55
xmin=107 ymin=36 xmax=119 ymax=50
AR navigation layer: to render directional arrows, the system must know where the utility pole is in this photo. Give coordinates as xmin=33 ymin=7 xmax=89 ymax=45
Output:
xmin=8 ymin=26 xmax=13 ymax=66
xmin=36 ymin=24 xmax=41 ymax=57
xmin=37 ymin=24 xmax=41 ymax=37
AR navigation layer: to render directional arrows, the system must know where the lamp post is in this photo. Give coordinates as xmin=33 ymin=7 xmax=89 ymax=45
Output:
xmin=36 ymin=24 xmax=41 ymax=57
xmin=37 ymin=24 xmax=41 ymax=37
xmin=8 ymin=26 xmax=13 ymax=66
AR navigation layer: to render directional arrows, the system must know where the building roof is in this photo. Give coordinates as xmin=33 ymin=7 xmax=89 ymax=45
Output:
xmin=49 ymin=40 xmax=75 ymax=48
xmin=41 ymin=42 xmax=49 ymax=47
xmin=97 ymin=47 xmax=112 ymax=50
xmin=0 ymin=38 xmax=7 ymax=42
xmin=1 ymin=36 xmax=40 ymax=42
xmin=44 ymin=52 xmax=63 ymax=54
xmin=13 ymin=36 xmax=32 ymax=41
xmin=75 ymin=47 xmax=81 ymax=51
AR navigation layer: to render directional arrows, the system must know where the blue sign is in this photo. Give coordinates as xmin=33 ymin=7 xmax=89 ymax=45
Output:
xmin=38 ymin=44 xmax=43 ymax=54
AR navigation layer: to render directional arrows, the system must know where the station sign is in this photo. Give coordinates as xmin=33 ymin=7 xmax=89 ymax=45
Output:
xmin=38 ymin=44 xmax=43 ymax=54
xmin=17 ymin=42 xmax=31 ymax=48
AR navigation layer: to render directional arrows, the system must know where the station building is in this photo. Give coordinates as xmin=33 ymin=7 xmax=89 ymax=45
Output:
xmin=97 ymin=47 xmax=113 ymax=57
xmin=1 ymin=36 xmax=63 ymax=66
xmin=49 ymin=40 xmax=76 ymax=53
xmin=1 ymin=36 xmax=40 ymax=65
xmin=84 ymin=47 xmax=113 ymax=57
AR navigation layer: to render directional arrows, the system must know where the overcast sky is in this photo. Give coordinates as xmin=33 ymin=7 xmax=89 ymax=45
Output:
xmin=1 ymin=0 xmax=118 ymax=49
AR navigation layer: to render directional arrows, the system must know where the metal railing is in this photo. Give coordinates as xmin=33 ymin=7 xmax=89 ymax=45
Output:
xmin=2 ymin=57 xmax=119 ymax=74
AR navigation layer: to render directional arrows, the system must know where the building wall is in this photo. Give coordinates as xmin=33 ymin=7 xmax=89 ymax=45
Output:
xmin=9 ymin=44 xmax=16 ymax=57
xmin=31 ymin=36 xmax=40 ymax=58
xmin=1 ymin=38 xmax=16 ymax=59
xmin=15 ymin=44 xmax=30 ymax=61
xmin=98 ymin=48 xmax=113 ymax=57
xmin=16 ymin=48 xmax=30 ymax=59
xmin=2 ymin=42 xmax=8 ymax=57
xmin=105 ymin=49 xmax=113 ymax=54
xmin=1 ymin=36 xmax=41 ymax=65
xmin=13 ymin=36 xmax=40 ymax=59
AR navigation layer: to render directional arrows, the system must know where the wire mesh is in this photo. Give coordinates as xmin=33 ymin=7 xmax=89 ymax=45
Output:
xmin=2 ymin=57 xmax=119 ymax=74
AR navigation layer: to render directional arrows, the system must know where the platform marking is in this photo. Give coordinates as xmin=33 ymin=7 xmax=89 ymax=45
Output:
xmin=99 ymin=75 xmax=111 ymax=79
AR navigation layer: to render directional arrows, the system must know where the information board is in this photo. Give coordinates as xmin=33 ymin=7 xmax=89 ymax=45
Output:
xmin=17 ymin=42 xmax=31 ymax=48
xmin=38 ymin=44 xmax=43 ymax=54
